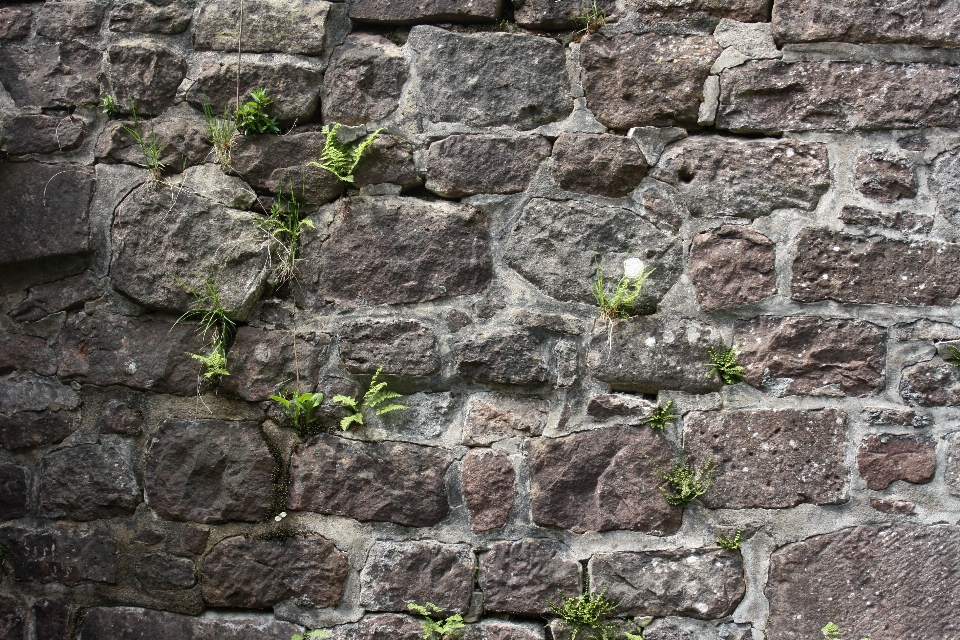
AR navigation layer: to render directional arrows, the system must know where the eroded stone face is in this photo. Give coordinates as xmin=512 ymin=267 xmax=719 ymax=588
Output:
xmin=462 ymin=394 xmax=548 ymax=446
xmin=689 ymin=226 xmax=776 ymax=311
xmin=526 ymin=427 xmax=681 ymax=534
xmin=219 ymin=327 xmax=329 ymax=402
xmin=0 ymin=332 xmax=57 ymax=377
xmin=322 ymin=34 xmax=407 ymax=125
xmin=78 ymin=607 xmax=301 ymax=640
xmin=335 ymin=614 xmax=424 ymax=640
xmin=0 ymin=115 xmax=87 ymax=155
xmin=930 ymin=148 xmax=960 ymax=229
xmin=580 ymin=33 xmax=721 ymax=130
xmin=359 ymin=540 xmax=474 ymax=613
xmin=858 ymin=434 xmax=936 ymax=490
xmin=39 ymin=444 xmax=140 ymax=521
xmin=0 ymin=522 xmax=116 ymax=586
xmin=463 ymin=449 xmax=515 ymax=532
xmin=765 ymin=524 xmax=960 ymax=639
xmin=0 ymin=6 xmax=33 ymax=40
xmin=35 ymin=0 xmax=105 ymax=38
xmin=854 ymin=152 xmax=917 ymax=203
xmin=0 ymin=41 xmax=102 ymax=109
xmin=900 ymin=357 xmax=960 ymax=407
xmin=454 ymin=329 xmax=549 ymax=386
xmin=589 ymin=549 xmax=745 ymax=619
xmin=947 ymin=432 xmax=960 ymax=497
xmin=514 ymin=0 xmax=615 ymax=28
xmin=110 ymin=0 xmax=195 ymax=34
xmin=107 ymin=43 xmax=186 ymax=116
xmin=426 ymin=135 xmax=551 ymax=198
xmin=339 ymin=319 xmax=440 ymax=377
xmin=95 ymin=108 xmax=211 ymax=171
xmin=0 ymin=464 xmax=29 ymax=520
xmin=636 ymin=0 xmax=769 ymax=20
xmin=684 ymin=409 xmax=848 ymax=509
xmin=0 ymin=373 xmax=79 ymax=451
xmin=350 ymin=0 xmax=502 ymax=24
xmin=479 ymin=539 xmax=580 ymax=615
xmin=195 ymin=0 xmax=348 ymax=55
xmin=408 ymin=26 xmax=571 ymax=130
xmin=133 ymin=553 xmax=196 ymax=590
xmin=551 ymin=134 xmax=648 ymax=198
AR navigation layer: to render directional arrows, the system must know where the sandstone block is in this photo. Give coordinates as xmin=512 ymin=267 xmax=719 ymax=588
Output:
xmin=463 ymin=449 xmax=515 ymax=532
xmin=862 ymin=408 xmax=931 ymax=429
xmin=322 ymin=34 xmax=407 ymax=126
xmin=0 ymin=522 xmax=116 ymax=585
xmin=426 ymin=135 xmax=551 ymax=198
xmin=359 ymin=540 xmax=474 ymax=613
xmin=479 ymin=539 xmax=580 ymax=615
xmin=870 ymin=498 xmax=916 ymax=515
xmin=39 ymin=444 xmax=140 ymax=521
xmin=689 ymin=226 xmax=776 ymax=311
xmin=930 ymin=148 xmax=960 ymax=229
xmin=0 ymin=464 xmax=29 ymax=520
xmin=78 ymin=607 xmax=301 ymax=640
xmin=0 ymin=374 xmax=80 ymax=450
xmin=0 ymin=41 xmax=102 ymax=109
xmin=514 ymin=0 xmax=615 ymax=29
xmin=133 ymin=553 xmax=196 ymax=590
xmin=350 ymin=0 xmax=502 ymax=24
xmin=857 ymin=434 xmax=936 ymax=490
xmin=462 ymin=393 xmax=548 ymax=446
xmin=110 ymin=0 xmax=195 ymax=34
xmin=35 ymin=0 xmax=105 ymax=38
xmin=339 ymin=319 xmax=440 ymax=377
xmin=0 ymin=331 xmax=57 ymax=377
xmin=455 ymin=329 xmax=549 ymax=386
xmin=551 ymin=133 xmax=648 ymax=198
xmin=0 ymin=6 xmax=33 ymax=40
xmin=219 ymin=327 xmax=329 ymax=401
xmin=854 ymin=152 xmax=917 ymax=203
xmin=0 ymin=114 xmax=87 ymax=155
xmin=684 ymin=409 xmax=848 ymax=509
xmin=900 ymin=357 xmax=960 ymax=407
xmin=107 ymin=43 xmax=186 ymax=116
xmin=10 ymin=271 xmax=101 ymax=324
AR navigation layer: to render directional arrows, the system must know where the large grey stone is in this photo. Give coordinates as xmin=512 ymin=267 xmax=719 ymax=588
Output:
xmin=947 ymin=432 xmax=960 ymax=497
xmin=110 ymin=0 xmax=195 ymax=34
xmin=338 ymin=319 xmax=440 ymax=377
xmin=181 ymin=164 xmax=257 ymax=209
xmin=350 ymin=0 xmax=502 ymax=24
xmin=900 ymin=356 xmax=960 ymax=407
xmin=858 ymin=434 xmax=936 ymax=491
xmin=333 ymin=614 xmax=423 ymax=640
xmin=526 ymin=427 xmax=681 ymax=534
xmin=57 ymin=313 xmax=205 ymax=396
xmin=479 ymin=539 xmax=581 ymax=615
xmin=689 ymin=226 xmax=776 ymax=311
xmin=202 ymin=535 xmax=348 ymax=608
xmin=10 ymin=271 xmax=101 ymax=323
xmin=462 ymin=393 xmax=548 ymax=446
xmin=219 ymin=327 xmax=329 ymax=402
xmin=0 ymin=522 xmax=116 ymax=585
xmin=587 ymin=316 xmax=723 ymax=394
xmin=551 ymin=133 xmax=648 ymax=198
xmin=504 ymin=198 xmax=682 ymax=307
xmin=791 ymin=229 xmax=960 ymax=306
xmin=0 ymin=163 xmax=94 ymax=267
xmin=463 ymin=449 xmax=515 ymax=532
xmin=295 ymin=196 xmax=493 ymax=308
xmin=111 ymin=183 xmax=272 ymax=320
xmin=766 ymin=524 xmax=960 ymax=639
xmin=0 ymin=464 xmax=29 ymax=520
xmin=194 ymin=0 xmax=349 ymax=56
xmin=359 ymin=540 xmax=474 ymax=613
xmin=736 ymin=316 xmax=886 ymax=397
xmin=353 ymin=134 xmax=421 ymax=190
xmin=0 ymin=6 xmax=33 ymax=40
xmin=39 ymin=444 xmax=140 ymax=521
xmin=717 ymin=60 xmax=960 ymax=132
xmin=930 ymin=149 xmax=960 ymax=229
xmin=684 ymin=409 xmax=848 ymax=509
xmin=651 ymin=137 xmax=830 ymax=218
xmin=107 ymin=43 xmax=186 ymax=116
xmin=455 ymin=329 xmax=549 ymax=386
xmin=426 ymin=134 xmax=551 ymax=198
xmin=839 ymin=205 xmax=932 ymax=234
xmin=0 ymin=114 xmax=87 ymax=155
xmin=772 ymin=0 xmax=960 ymax=48
xmin=145 ymin=419 xmax=275 ymax=524
xmin=466 ymin=621 xmax=544 ymax=640
xmin=322 ymin=34 xmax=407 ymax=126
xmin=288 ymin=435 xmax=453 ymax=527
xmin=589 ymin=548 xmax=745 ymax=619
xmin=95 ymin=106 xmax=212 ymax=172
xmin=35 ymin=0 xmax=105 ymax=38
xmin=408 ymin=26 xmax=571 ymax=130
xmin=580 ymin=33 xmax=721 ymax=130
xmin=0 ymin=41 xmax=101 ymax=109
xmin=228 ymin=131 xmax=344 ymax=203
xmin=78 ymin=607 xmax=301 ymax=640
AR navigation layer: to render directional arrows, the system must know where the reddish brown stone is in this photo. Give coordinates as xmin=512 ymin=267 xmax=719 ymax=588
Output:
xmin=352 ymin=134 xmax=421 ymax=190
xmin=525 ymin=427 xmax=682 ymax=534
xmin=862 ymin=408 xmax=931 ymax=429
xmin=335 ymin=614 xmax=423 ymax=640
xmin=10 ymin=271 xmax=101 ymax=323
xmin=684 ymin=409 xmax=848 ymax=509
xmin=426 ymin=134 xmax=551 ymax=198
xmin=0 ymin=374 xmax=80 ymax=451
xmin=462 ymin=394 xmax=547 ymax=446
xmin=39 ymin=443 xmax=140 ymax=521
xmin=478 ymin=539 xmax=580 ymax=615
xmin=463 ymin=449 xmax=515 ymax=532
xmin=35 ymin=0 xmax=105 ymax=38
xmin=689 ymin=226 xmax=776 ymax=311
xmin=0 ymin=522 xmax=116 ymax=586
xmin=219 ymin=327 xmax=329 ymax=401
xmin=792 ymin=229 xmax=960 ymax=306
xmin=638 ymin=0 xmax=769 ymax=21
xmin=900 ymin=357 xmax=960 ymax=407
xmin=0 ymin=6 xmax=32 ymax=40
xmin=455 ymin=329 xmax=549 ymax=386
xmin=0 ymin=331 xmax=56 ymax=377
xmin=338 ymin=319 xmax=440 ymax=377
xmin=855 ymin=152 xmax=917 ymax=203
xmin=858 ymin=434 xmax=936 ymax=490
xmin=78 ymin=607 xmax=301 ymax=640
xmin=359 ymin=540 xmax=474 ymax=613
xmin=514 ymin=0 xmax=616 ymax=29
xmin=0 ymin=594 xmax=24 ymax=640
xmin=0 ymin=464 xmax=29 ymax=520
xmin=736 ymin=316 xmax=886 ymax=397
xmin=97 ymin=393 xmax=145 ymax=436
xmin=839 ymin=205 xmax=932 ymax=234
xmin=110 ymin=0 xmax=195 ymax=34
xmin=133 ymin=552 xmax=196 ymax=590
xmin=551 ymin=133 xmax=648 ymax=198
xmin=322 ymin=34 xmax=407 ymax=126
xmin=34 ymin=598 xmax=70 ymax=640
xmin=869 ymin=498 xmax=916 ymax=515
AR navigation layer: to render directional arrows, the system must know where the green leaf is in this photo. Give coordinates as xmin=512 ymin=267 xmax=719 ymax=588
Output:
xmin=340 ymin=413 xmax=364 ymax=431
xmin=332 ymin=395 xmax=358 ymax=411
xmin=375 ymin=403 xmax=407 ymax=416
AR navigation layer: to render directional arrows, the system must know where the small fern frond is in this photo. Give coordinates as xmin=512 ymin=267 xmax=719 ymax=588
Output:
xmin=375 ymin=403 xmax=406 ymax=416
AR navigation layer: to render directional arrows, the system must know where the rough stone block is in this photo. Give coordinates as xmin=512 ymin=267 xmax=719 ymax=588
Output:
xmin=0 ymin=163 xmax=93 ymax=267
xmin=684 ymin=409 xmax=848 ymax=509
xmin=408 ymin=26 xmax=570 ymax=130
xmin=228 ymin=131 xmax=344 ymax=203
xmin=0 ymin=331 xmax=57 ymax=377
xmin=478 ymin=539 xmax=580 ymax=615
xmin=359 ymin=540 xmax=474 ymax=613
xmin=0 ymin=114 xmax=87 ymax=155
xmin=145 ymin=419 xmax=275 ymax=524
xmin=202 ymin=535 xmax=348 ymax=608
xmin=862 ymin=408 xmax=931 ymax=429
xmin=689 ymin=226 xmax=776 ymax=311
xmin=350 ymin=0 xmax=502 ymax=24
xmin=839 ymin=205 xmax=932 ymax=234
xmin=526 ymin=427 xmax=681 ymax=534
xmin=463 ymin=449 xmax=515 ymax=532
xmin=35 ymin=0 xmax=105 ymax=38
xmin=0 ymin=6 xmax=33 ymax=40
xmin=637 ymin=0 xmax=769 ymax=21
xmin=181 ymin=164 xmax=257 ymax=209
xmin=338 ymin=319 xmax=440 ymax=377
xmin=465 ymin=621 xmax=544 ymax=640
xmin=34 ymin=598 xmax=71 ymax=640
xmin=110 ymin=0 xmax=195 ymax=34
xmin=107 ymin=43 xmax=186 ymax=116
xmin=95 ymin=107 xmax=212 ymax=171
xmin=288 ymin=435 xmax=453 ymax=527
xmin=581 ymin=33 xmax=721 ymax=130
xmin=736 ymin=316 xmax=886 ymax=397
xmin=0 ymin=522 xmax=116 ymax=585
xmin=947 ymin=432 xmax=960 ymax=497
xmin=0 ymin=41 xmax=101 ymax=109
xmin=587 ymin=316 xmax=723 ymax=394
xmin=869 ymin=498 xmax=916 ymax=515
xmin=652 ymin=137 xmax=830 ymax=218
xmin=0 ymin=464 xmax=29 ymax=520
xmin=0 ymin=595 xmax=24 ymax=640
xmin=39 ymin=444 xmax=140 ymax=521
xmin=426 ymin=135 xmax=551 ymax=198
xmin=514 ymin=0 xmax=615 ymax=29
xmin=855 ymin=152 xmax=917 ymax=203
xmin=504 ymin=198 xmax=682 ymax=306
xmin=585 ymin=394 xmax=656 ymax=426
xmin=589 ymin=548 xmax=745 ymax=619
xmin=10 ymin=271 xmax=102 ymax=323
xmin=930 ymin=148 xmax=960 ymax=229
xmin=551 ymin=133 xmax=648 ymax=198
xmin=295 ymin=196 xmax=493 ymax=308
xmin=0 ymin=374 xmax=80 ymax=450
xmin=133 ymin=553 xmax=197 ymax=590
xmin=335 ymin=614 xmax=424 ymax=640
xmin=219 ymin=327 xmax=329 ymax=401
xmin=791 ymin=229 xmax=960 ymax=306
xmin=717 ymin=61 xmax=960 ymax=132
xmin=455 ymin=329 xmax=549 ymax=386
xmin=78 ymin=607 xmax=301 ymax=640
xmin=352 ymin=135 xmax=421 ymax=190
xmin=900 ymin=357 xmax=960 ymax=407
xmin=322 ymin=34 xmax=407 ymax=126
xmin=857 ymin=434 xmax=936 ymax=490
xmin=765 ymin=524 xmax=960 ymax=639
xmin=462 ymin=393 xmax=548 ymax=446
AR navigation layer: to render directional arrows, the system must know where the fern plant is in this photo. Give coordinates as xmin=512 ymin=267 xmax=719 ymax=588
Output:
xmin=821 ymin=622 xmax=868 ymax=640
xmin=408 ymin=603 xmax=465 ymax=640
xmin=548 ymin=587 xmax=619 ymax=640
xmin=121 ymin=101 xmax=166 ymax=181
xmin=705 ymin=345 xmax=745 ymax=385
xmin=173 ymin=277 xmax=236 ymax=381
xmin=655 ymin=453 xmax=716 ymax=507
xmin=332 ymin=367 xmax=406 ymax=430
xmin=271 ymin=390 xmax=325 ymax=438
xmin=645 ymin=399 xmax=676 ymax=430
xmin=203 ymin=100 xmax=237 ymax=168
xmin=235 ymin=88 xmax=279 ymax=134
xmin=190 ymin=342 xmax=230 ymax=380
xmin=716 ymin=526 xmax=743 ymax=550
xmin=259 ymin=180 xmax=314 ymax=283
xmin=310 ymin=123 xmax=383 ymax=182
xmin=591 ymin=257 xmax=655 ymax=319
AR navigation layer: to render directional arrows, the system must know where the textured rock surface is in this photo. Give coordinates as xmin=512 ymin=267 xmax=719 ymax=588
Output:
xmin=9 ymin=271 xmax=101 ymax=324
xmin=858 ymin=434 xmax=937 ymax=490
xmin=839 ymin=205 xmax=932 ymax=233
xmin=133 ymin=553 xmax=196 ymax=590
xmin=219 ymin=327 xmax=329 ymax=401
xmin=855 ymin=152 xmax=917 ymax=203
xmin=350 ymin=0 xmax=501 ymax=23
xmin=689 ymin=226 xmax=776 ymax=311
xmin=948 ymin=432 xmax=960 ymax=497
xmin=586 ymin=394 xmax=656 ymax=426
xmin=95 ymin=108 xmax=211 ymax=171
xmin=322 ymin=34 xmax=407 ymax=125
xmin=0 ymin=374 xmax=79 ymax=450
xmin=526 ymin=427 xmax=681 ymax=534
xmin=0 ymin=6 xmax=33 ymax=40
xmin=0 ymin=464 xmax=29 ymax=520
xmin=426 ymin=135 xmax=551 ymax=198
xmin=35 ymin=0 xmax=105 ymax=38
xmin=0 ymin=332 xmax=57 ymax=376
xmin=338 ymin=319 xmax=440 ymax=377
xmin=513 ymin=0 xmax=615 ymax=29
xmin=465 ymin=621 xmax=544 ymax=640
xmin=0 ymin=114 xmax=87 ymax=155
xmin=228 ymin=131 xmax=345 ymax=203
xmin=296 ymin=196 xmax=493 ymax=308
xmin=551 ymin=133 xmax=648 ymax=198
xmin=455 ymin=329 xmax=549 ymax=386
xmin=335 ymin=614 xmax=423 ymax=640
xmin=145 ymin=419 xmax=274 ymax=524
xmin=792 ymin=229 xmax=960 ymax=306
xmin=479 ymin=539 xmax=581 ymax=615
xmin=900 ymin=357 xmax=960 ymax=407
xmin=580 ymin=33 xmax=721 ymax=130
xmin=107 ymin=43 xmax=186 ymax=115
xmin=462 ymin=394 xmax=548 ymax=446
xmin=637 ymin=0 xmax=769 ymax=20
xmin=288 ymin=435 xmax=452 ymax=526
xmin=504 ymin=198 xmax=682 ymax=307
xmin=587 ymin=316 xmax=723 ymax=394
xmin=110 ymin=0 xmax=195 ymax=34
xmin=462 ymin=449 xmax=515 ymax=532
xmin=359 ymin=540 xmax=474 ymax=613
xmin=684 ymin=409 xmax=848 ymax=509
xmin=78 ymin=607 xmax=301 ymax=640
xmin=0 ymin=523 xmax=116 ymax=585
xmin=735 ymin=316 xmax=886 ymax=397
xmin=0 ymin=595 xmax=24 ymax=640
xmin=590 ymin=549 xmax=745 ymax=619
xmin=202 ymin=535 xmax=348 ymax=608
xmin=652 ymin=137 xmax=830 ymax=218
xmin=930 ymin=148 xmax=960 ymax=229
xmin=408 ymin=26 xmax=570 ymax=130
xmin=39 ymin=444 xmax=140 ymax=521
xmin=766 ymin=524 xmax=960 ymax=639
xmin=0 ymin=41 xmax=102 ymax=108
xmin=718 ymin=61 xmax=960 ymax=132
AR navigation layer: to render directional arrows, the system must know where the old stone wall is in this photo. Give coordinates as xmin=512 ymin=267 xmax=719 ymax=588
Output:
xmin=2 ymin=0 xmax=960 ymax=638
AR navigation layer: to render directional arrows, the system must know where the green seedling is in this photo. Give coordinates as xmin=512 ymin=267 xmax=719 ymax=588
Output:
xmin=190 ymin=342 xmax=230 ymax=380
xmin=408 ymin=602 xmax=464 ymax=640
xmin=100 ymin=93 xmax=120 ymax=115
xmin=645 ymin=399 xmax=677 ymax=430
xmin=705 ymin=345 xmax=745 ymax=385
xmin=235 ymin=88 xmax=279 ymax=134
xmin=121 ymin=101 xmax=167 ymax=181
xmin=173 ymin=277 xmax=236 ymax=381
xmin=716 ymin=526 xmax=743 ymax=550
xmin=549 ymin=588 xmax=619 ymax=640
xmin=822 ymin=622 xmax=868 ymax=640
xmin=591 ymin=256 xmax=655 ymax=319
xmin=271 ymin=390 xmax=325 ymax=438
xmin=573 ymin=0 xmax=608 ymax=34
xmin=655 ymin=453 xmax=716 ymax=507
xmin=310 ymin=123 xmax=383 ymax=182
xmin=259 ymin=180 xmax=314 ymax=283
xmin=203 ymin=100 xmax=238 ymax=167
xmin=332 ymin=367 xmax=406 ymax=430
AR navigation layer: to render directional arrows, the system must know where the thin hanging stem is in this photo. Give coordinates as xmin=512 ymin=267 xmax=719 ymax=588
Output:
xmin=236 ymin=0 xmax=243 ymax=109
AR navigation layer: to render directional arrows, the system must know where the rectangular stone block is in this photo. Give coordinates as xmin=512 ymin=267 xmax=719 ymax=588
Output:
xmin=0 ymin=522 xmax=116 ymax=586
xmin=350 ymin=0 xmax=502 ymax=24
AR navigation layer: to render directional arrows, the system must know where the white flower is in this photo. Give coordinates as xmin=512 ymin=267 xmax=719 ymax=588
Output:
xmin=274 ymin=515 xmax=282 ymax=521
xmin=274 ymin=511 xmax=287 ymax=522
xmin=622 ymin=258 xmax=645 ymax=279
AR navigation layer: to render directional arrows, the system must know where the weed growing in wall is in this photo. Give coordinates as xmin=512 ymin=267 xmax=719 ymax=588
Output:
xmin=645 ymin=399 xmax=676 ymax=430
xmin=332 ymin=367 xmax=406 ymax=430
xmin=173 ymin=277 xmax=236 ymax=381
xmin=310 ymin=123 xmax=383 ymax=182
xmin=705 ymin=345 xmax=745 ymax=385
xmin=655 ymin=453 xmax=716 ymax=507
xmin=259 ymin=181 xmax=314 ymax=283
xmin=716 ymin=525 xmax=743 ymax=550
xmin=821 ymin=622 xmax=868 ymax=640
xmin=549 ymin=587 xmax=619 ymax=640
xmin=122 ymin=102 xmax=167 ymax=181
xmin=271 ymin=389 xmax=325 ymax=438
xmin=291 ymin=631 xmax=329 ymax=640
xmin=235 ymin=88 xmax=279 ymax=134
xmin=408 ymin=603 xmax=465 ymax=640
xmin=99 ymin=93 xmax=120 ymax=116
xmin=591 ymin=257 xmax=655 ymax=319
xmin=573 ymin=0 xmax=607 ymax=34
xmin=203 ymin=101 xmax=238 ymax=168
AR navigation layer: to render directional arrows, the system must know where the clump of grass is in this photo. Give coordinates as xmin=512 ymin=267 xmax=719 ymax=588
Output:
xmin=310 ymin=123 xmax=383 ymax=183
xmin=332 ymin=367 xmax=406 ymax=430
xmin=655 ymin=453 xmax=716 ymax=507
xmin=716 ymin=525 xmax=743 ymax=550
xmin=121 ymin=101 xmax=166 ymax=181
xmin=705 ymin=345 xmax=745 ymax=385
xmin=235 ymin=88 xmax=279 ymax=134
xmin=203 ymin=100 xmax=238 ymax=168
xmin=100 ymin=93 xmax=120 ymax=116
xmin=592 ymin=256 xmax=655 ymax=320
xmin=271 ymin=389 xmax=325 ymax=438
xmin=549 ymin=588 xmax=619 ymax=640
xmin=173 ymin=277 xmax=236 ymax=381
xmin=573 ymin=0 xmax=607 ymax=34
xmin=258 ymin=180 xmax=314 ymax=283
xmin=408 ymin=603 xmax=465 ymax=640
xmin=645 ymin=399 xmax=676 ymax=430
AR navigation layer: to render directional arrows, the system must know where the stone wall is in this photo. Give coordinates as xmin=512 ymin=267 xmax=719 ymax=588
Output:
xmin=2 ymin=1 xmax=960 ymax=639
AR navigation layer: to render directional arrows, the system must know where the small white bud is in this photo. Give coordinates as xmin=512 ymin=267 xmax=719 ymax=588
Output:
xmin=623 ymin=258 xmax=645 ymax=279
